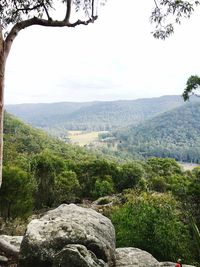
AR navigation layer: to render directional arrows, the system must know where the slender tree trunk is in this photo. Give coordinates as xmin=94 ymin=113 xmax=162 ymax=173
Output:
xmin=0 ymin=28 xmax=6 ymax=187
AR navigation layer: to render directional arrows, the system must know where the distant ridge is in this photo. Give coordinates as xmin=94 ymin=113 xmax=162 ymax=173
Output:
xmin=114 ymin=101 xmax=200 ymax=163
xmin=6 ymin=95 xmax=193 ymax=132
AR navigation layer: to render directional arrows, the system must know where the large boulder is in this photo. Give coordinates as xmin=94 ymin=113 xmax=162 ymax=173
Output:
xmin=52 ymin=244 xmax=108 ymax=267
xmin=19 ymin=204 xmax=115 ymax=267
xmin=115 ymin=247 xmax=160 ymax=267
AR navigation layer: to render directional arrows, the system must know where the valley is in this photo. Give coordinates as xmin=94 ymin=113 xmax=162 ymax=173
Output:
xmin=6 ymin=95 xmax=200 ymax=163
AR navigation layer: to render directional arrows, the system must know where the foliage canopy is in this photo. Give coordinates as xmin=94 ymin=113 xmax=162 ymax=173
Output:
xmin=151 ymin=0 xmax=200 ymax=39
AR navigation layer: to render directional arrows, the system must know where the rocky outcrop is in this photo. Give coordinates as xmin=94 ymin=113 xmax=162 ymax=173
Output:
xmin=115 ymin=247 xmax=160 ymax=267
xmin=19 ymin=204 xmax=115 ymax=267
xmin=1 ymin=204 xmax=193 ymax=267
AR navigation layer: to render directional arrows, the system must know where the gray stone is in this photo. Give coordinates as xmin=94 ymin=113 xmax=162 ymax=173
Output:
xmin=115 ymin=247 xmax=160 ymax=267
xmin=159 ymin=263 xmax=175 ymax=267
xmin=160 ymin=263 xmax=196 ymax=267
xmin=0 ymin=235 xmax=23 ymax=252
xmin=53 ymin=244 xmax=108 ymax=267
xmin=19 ymin=204 xmax=115 ymax=267
xmin=0 ymin=255 xmax=8 ymax=263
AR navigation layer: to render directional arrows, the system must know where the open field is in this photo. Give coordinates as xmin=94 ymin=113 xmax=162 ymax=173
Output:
xmin=67 ymin=131 xmax=104 ymax=146
xmin=180 ymin=163 xmax=199 ymax=171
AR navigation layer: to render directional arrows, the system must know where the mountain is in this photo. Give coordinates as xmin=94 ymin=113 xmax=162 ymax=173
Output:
xmin=113 ymin=101 xmax=200 ymax=163
xmin=3 ymin=112 xmax=96 ymax=166
xmin=5 ymin=95 xmax=190 ymax=132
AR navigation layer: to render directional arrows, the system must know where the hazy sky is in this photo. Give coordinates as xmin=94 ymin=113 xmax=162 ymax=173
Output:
xmin=5 ymin=0 xmax=200 ymax=104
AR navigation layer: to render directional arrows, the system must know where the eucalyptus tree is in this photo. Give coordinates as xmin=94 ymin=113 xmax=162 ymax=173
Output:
xmin=151 ymin=1 xmax=200 ymax=100
xmin=0 ymin=0 xmax=102 ymax=187
xmin=151 ymin=0 xmax=199 ymax=39
xmin=183 ymin=75 xmax=200 ymax=100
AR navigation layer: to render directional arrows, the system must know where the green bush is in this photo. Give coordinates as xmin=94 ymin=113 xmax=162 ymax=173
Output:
xmin=110 ymin=190 xmax=195 ymax=263
xmin=93 ymin=175 xmax=114 ymax=198
xmin=0 ymin=166 xmax=35 ymax=219
xmin=54 ymin=170 xmax=80 ymax=205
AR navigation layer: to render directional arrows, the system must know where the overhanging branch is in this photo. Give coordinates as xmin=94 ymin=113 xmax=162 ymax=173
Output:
xmin=4 ymin=15 xmax=98 ymax=57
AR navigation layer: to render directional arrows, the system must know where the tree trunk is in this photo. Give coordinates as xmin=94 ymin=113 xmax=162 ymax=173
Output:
xmin=0 ymin=28 xmax=6 ymax=187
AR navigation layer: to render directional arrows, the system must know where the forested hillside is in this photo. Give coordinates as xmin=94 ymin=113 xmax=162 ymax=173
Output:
xmin=6 ymin=95 xmax=188 ymax=131
xmin=1 ymin=112 xmax=200 ymax=265
xmin=3 ymin=112 xmax=97 ymax=166
xmin=114 ymin=102 xmax=200 ymax=162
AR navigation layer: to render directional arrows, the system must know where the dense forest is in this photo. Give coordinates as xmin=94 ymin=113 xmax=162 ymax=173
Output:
xmin=0 ymin=112 xmax=200 ymax=265
xmin=6 ymin=95 xmax=190 ymax=132
xmin=112 ymin=102 xmax=200 ymax=163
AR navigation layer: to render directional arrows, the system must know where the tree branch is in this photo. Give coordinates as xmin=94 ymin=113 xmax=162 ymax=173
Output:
xmin=92 ymin=0 xmax=95 ymax=17
xmin=4 ymin=15 xmax=98 ymax=57
xmin=64 ymin=0 xmax=72 ymax=22
xmin=12 ymin=1 xmax=43 ymax=15
xmin=43 ymin=4 xmax=52 ymax=21
xmin=153 ymin=0 xmax=159 ymax=9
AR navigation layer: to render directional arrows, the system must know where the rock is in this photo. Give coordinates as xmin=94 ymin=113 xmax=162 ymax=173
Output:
xmin=19 ymin=204 xmax=115 ymax=267
xmin=0 ymin=235 xmax=23 ymax=252
xmin=115 ymin=247 xmax=160 ymax=267
xmin=160 ymin=263 xmax=196 ymax=267
xmin=0 ymin=235 xmax=23 ymax=258
xmin=115 ymin=249 xmax=196 ymax=267
xmin=0 ymin=255 xmax=8 ymax=263
xmin=52 ymin=244 xmax=108 ymax=267
xmin=159 ymin=262 xmax=176 ymax=267
xmin=92 ymin=195 xmax=121 ymax=206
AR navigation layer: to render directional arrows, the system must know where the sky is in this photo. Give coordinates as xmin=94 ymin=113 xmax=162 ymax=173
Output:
xmin=5 ymin=0 xmax=200 ymax=104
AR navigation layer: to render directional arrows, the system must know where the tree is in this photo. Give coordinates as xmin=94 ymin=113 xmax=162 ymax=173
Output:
xmin=186 ymin=167 xmax=200 ymax=224
xmin=31 ymin=150 xmax=66 ymax=209
xmin=182 ymin=75 xmax=200 ymax=100
xmin=0 ymin=0 xmax=103 ymax=187
xmin=54 ymin=170 xmax=80 ymax=205
xmin=113 ymin=162 xmax=144 ymax=192
xmin=0 ymin=165 xmax=35 ymax=219
xmin=151 ymin=1 xmax=200 ymax=99
xmin=151 ymin=0 xmax=200 ymax=39
xmin=146 ymin=157 xmax=182 ymax=177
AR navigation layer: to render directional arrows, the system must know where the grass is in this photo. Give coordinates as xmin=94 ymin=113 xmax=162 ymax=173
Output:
xmin=67 ymin=131 xmax=103 ymax=146
xmin=180 ymin=163 xmax=199 ymax=171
